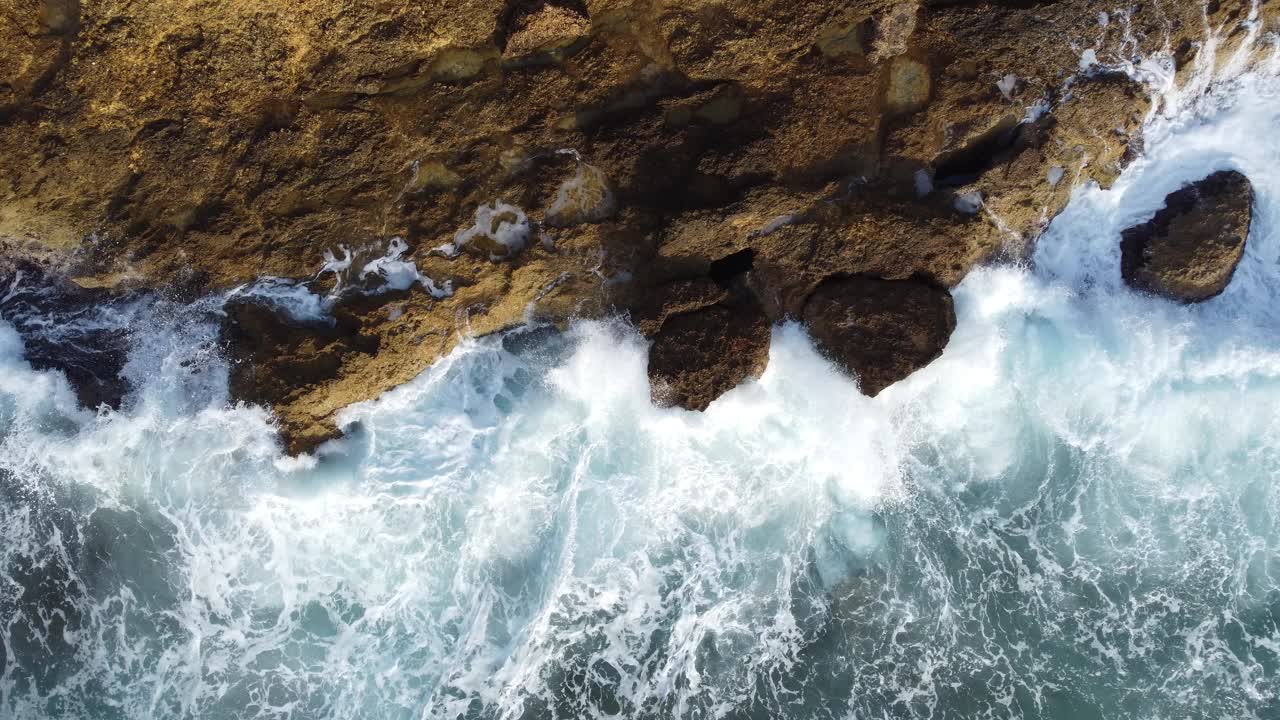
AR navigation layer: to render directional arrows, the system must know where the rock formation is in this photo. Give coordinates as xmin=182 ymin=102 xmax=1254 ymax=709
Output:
xmin=648 ymin=300 xmax=771 ymax=410
xmin=1120 ymin=170 xmax=1253 ymax=302
xmin=1 ymin=0 xmax=1272 ymax=451
xmin=803 ymin=275 xmax=955 ymax=396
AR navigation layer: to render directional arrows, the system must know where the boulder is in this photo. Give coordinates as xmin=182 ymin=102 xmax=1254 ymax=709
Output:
xmin=498 ymin=1 xmax=590 ymax=62
xmin=1120 ymin=170 xmax=1253 ymax=302
xmin=647 ymin=303 xmax=771 ymax=411
xmin=802 ymin=275 xmax=955 ymax=395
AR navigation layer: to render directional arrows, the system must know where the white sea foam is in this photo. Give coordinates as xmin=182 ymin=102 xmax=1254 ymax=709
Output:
xmin=231 ymin=238 xmax=452 ymax=325
xmin=226 ymin=276 xmax=333 ymax=323
xmin=446 ymin=202 xmax=531 ymax=260
xmin=359 ymin=237 xmax=453 ymax=298
xmin=997 ymin=73 xmax=1018 ymax=100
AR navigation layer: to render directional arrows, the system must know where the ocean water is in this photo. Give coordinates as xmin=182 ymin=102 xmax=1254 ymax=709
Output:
xmin=3 ymin=32 xmax=1280 ymax=720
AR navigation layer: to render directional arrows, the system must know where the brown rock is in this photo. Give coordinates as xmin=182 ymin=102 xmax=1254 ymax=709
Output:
xmin=499 ymin=1 xmax=590 ymax=62
xmin=648 ymin=303 xmax=771 ymax=411
xmin=802 ymin=275 xmax=955 ymax=395
xmin=1120 ymin=170 xmax=1253 ymax=302
xmin=221 ymin=297 xmax=380 ymax=454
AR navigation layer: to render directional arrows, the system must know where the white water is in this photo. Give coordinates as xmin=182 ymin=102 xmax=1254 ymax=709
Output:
xmin=3 ymin=38 xmax=1280 ymax=720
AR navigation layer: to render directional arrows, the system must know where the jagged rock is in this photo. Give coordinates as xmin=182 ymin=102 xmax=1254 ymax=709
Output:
xmin=802 ymin=275 xmax=955 ymax=395
xmin=648 ymin=302 xmax=772 ymax=411
xmin=1120 ymin=170 xmax=1253 ymax=302
xmin=498 ymin=1 xmax=590 ymax=62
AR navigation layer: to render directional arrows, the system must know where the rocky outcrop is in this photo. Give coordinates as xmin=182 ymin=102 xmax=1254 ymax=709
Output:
xmin=221 ymin=297 xmax=382 ymax=454
xmin=1 ymin=0 xmax=1271 ymax=452
xmin=648 ymin=301 xmax=771 ymax=410
xmin=802 ymin=275 xmax=955 ymax=395
xmin=1121 ymin=170 xmax=1253 ymax=302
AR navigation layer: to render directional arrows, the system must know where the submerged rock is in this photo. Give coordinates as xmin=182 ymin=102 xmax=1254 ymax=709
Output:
xmin=802 ymin=276 xmax=955 ymax=396
xmin=1120 ymin=170 xmax=1253 ymax=302
xmin=648 ymin=303 xmax=771 ymax=411
xmin=884 ymin=55 xmax=931 ymax=115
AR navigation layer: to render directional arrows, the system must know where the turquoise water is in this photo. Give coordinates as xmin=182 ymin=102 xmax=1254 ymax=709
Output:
xmin=2 ymin=31 xmax=1280 ymax=720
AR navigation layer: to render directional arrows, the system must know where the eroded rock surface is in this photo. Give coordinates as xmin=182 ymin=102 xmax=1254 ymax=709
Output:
xmin=1 ymin=0 xmax=1271 ymax=451
xmin=802 ymin=275 xmax=956 ymax=395
xmin=648 ymin=301 xmax=771 ymax=411
xmin=1120 ymin=170 xmax=1253 ymax=302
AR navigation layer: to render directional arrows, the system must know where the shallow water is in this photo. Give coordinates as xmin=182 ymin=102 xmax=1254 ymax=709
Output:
xmin=3 ymin=32 xmax=1280 ymax=720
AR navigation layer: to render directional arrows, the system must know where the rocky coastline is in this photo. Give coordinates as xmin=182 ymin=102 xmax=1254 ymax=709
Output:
xmin=1 ymin=0 xmax=1272 ymax=454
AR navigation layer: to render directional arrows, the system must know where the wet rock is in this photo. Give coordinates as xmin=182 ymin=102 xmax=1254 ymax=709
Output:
xmin=545 ymin=159 xmax=616 ymax=226
xmin=426 ymin=47 xmax=497 ymax=83
xmin=0 ymin=266 xmax=135 ymax=410
xmin=39 ymin=0 xmax=80 ymax=35
xmin=1120 ymin=170 xmax=1253 ymax=302
xmin=410 ymin=160 xmax=463 ymax=192
xmin=449 ymin=202 xmax=532 ymax=260
xmin=648 ymin=303 xmax=771 ymax=411
xmin=220 ymin=298 xmax=379 ymax=454
xmin=802 ymin=275 xmax=955 ymax=395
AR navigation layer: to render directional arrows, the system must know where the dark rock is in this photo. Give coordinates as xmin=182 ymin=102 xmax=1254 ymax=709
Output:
xmin=1120 ymin=170 xmax=1253 ymax=302
xmin=0 ymin=266 xmax=136 ymax=410
xmin=802 ymin=275 xmax=956 ymax=395
xmin=647 ymin=302 xmax=771 ymax=411
xmin=632 ymin=276 xmax=730 ymax=337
